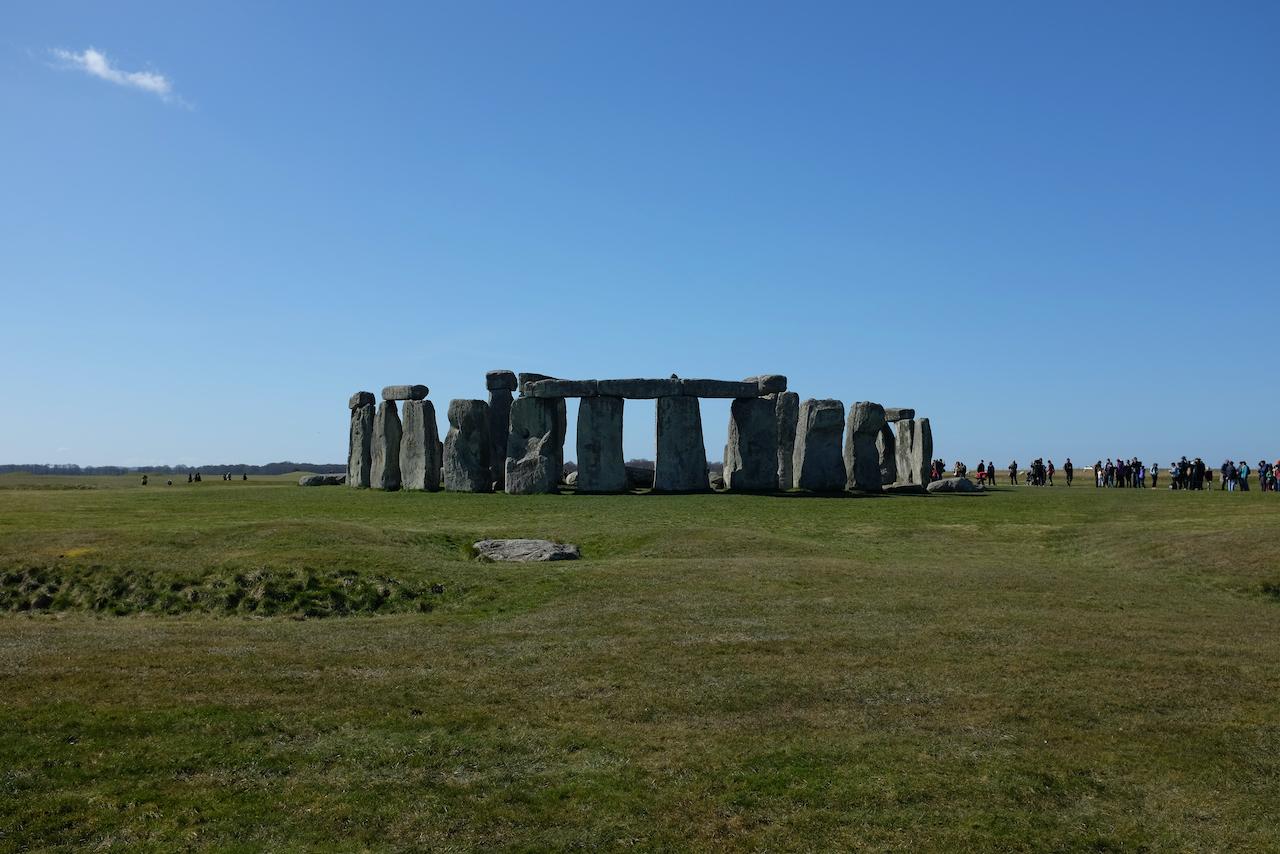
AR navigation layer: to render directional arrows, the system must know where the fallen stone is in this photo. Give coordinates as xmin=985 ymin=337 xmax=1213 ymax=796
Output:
xmin=773 ymin=391 xmax=799 ymax=489
xmin=793 ymin=399 xmax=846 ymax=491
xmin=724 ymin=397 xmax=778 ymax=490
xmin=678 ymin=379 xmax=759 ymax=398
xmin=299 ymin=473 xmax=347 ymax=486
xmin=382 ymin=384 xmax=429 ymax=401
xmin=926 ymin=476 xmax=981 ymax=494
xmin=348 ymin=391 xmax=375 ymax=409
xmin=400 ymin=400 xmax=442 ymax=491
xmin=565 ymin=470 xmax=579 ymax=486
xmin=576 ymin=395 xmax=627 ymax=493
xmin=626 ymin=465 xmax=655 ymax=489
xmin=473 ymin=539 xmax=580 ymax=562
xmin=506 ymin=396 xmax=559 ymax=494
xmin=654 ymin=395 xmax=709 ymax=492
xmin=444 ymin=399 xmax=491 ymax=492
xmin=371 ymin=401 xmax=402 ymax=490
xmin=486 ymin=370 xmax=518 ymax=392
xmin=884 ymin=407 xmax=915 ymax=423
xmin=844 ymin=401 xmax=887 ymax=492
xmin=596 ymin=378 xmax=681 ymax=398
xmin=524 ymin=378 xmax=600 ymax=398
xmin=348 ymin=402 xmax=374 ymax=488
xmin=884 ymin=483 xmax=926 ymax=494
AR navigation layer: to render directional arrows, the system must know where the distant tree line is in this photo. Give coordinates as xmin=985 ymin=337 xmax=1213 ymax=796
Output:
xmin=0 ymin=462 xmax=345 ymax=476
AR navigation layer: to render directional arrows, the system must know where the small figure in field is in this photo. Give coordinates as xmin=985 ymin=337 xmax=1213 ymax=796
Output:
xmin=187 ymin=472 xmax=193 ymax=484
xmin=166 ymin=479 xmax=173 ymax=486
xmin=194 ymin=471 xmax=202 ymax=483
xmin=976 ymin=460 xmax=986 ymax=486
xmin=242 ymin=473 xmax=248 ymax=481
xmin=141 ymin=474 xmax=149 ymax=486
xmin=1150 ymin=463 xmax=1159 ymax=489
xmin=1063 ymin=458 xmax=1073 ymax=486
xmin=1008 ymin=460 xmax=1018 ymax=486
xmin=986 ymin=460 xmax=995 ymax=486
xmin=1238 ymin=460 xmax=1250 ymax=491
xmin=1046 ymin=460 xmax=1055 ymax=486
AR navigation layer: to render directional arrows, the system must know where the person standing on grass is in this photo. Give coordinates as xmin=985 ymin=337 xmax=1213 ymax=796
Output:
xmin=1151 ymin=462 xmax=1159 ymax=489
xmin=1064 ymin=458 xmax=1073 ymax=486
xmin=1094 ymin=460 xmax=1103 ymax=487
xmin=1238 ymin=460 xmax=1250 ymax=491
xmin=1047 ymin=459 xmax=1055 ymax=486
xmin=1009 ymin=460 xmax=1019 ymax=485
xmin=985 ymin=460 xmax=995 ymax=486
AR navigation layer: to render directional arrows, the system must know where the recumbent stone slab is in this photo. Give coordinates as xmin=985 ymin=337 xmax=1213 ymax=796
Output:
xmin=473 ymin=539 xmax=580 ymax=562
xmin=382 ymin=384 xmax=429 ymax=401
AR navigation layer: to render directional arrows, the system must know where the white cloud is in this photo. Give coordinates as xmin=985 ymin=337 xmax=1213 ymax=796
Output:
xmin=50 ymin=47 xmax=184 ymax=105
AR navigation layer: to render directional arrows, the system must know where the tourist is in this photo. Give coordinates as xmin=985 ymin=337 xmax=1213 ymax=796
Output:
xmin=1009 ymin=460 xmax=1019 ymax=486
xmin=141 ymin=474 xmax=148 ymax=486
xmin=1046 ymin=459 xmax=1055 ymax=486
xmin=1238 ymin=460 xmax=1250 ymax=491
xmin=1150 ymin=462 xmax=1159 ymax=489
xmin=187 ymin=472 xmax=193 ymax=484
xmin=986 ymin=460 xmax=995 ymax=486
xmin=1064 ymin=458 xmax=1074 ymax=486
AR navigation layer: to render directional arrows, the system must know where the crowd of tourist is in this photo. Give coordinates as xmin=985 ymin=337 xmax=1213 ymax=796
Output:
xmin=933 ymin=456 xmax=1280 ymax=491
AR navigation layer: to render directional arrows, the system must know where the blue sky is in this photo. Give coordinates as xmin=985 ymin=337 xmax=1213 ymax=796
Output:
xmin=2 ymin=2 xmax=1277 ymax=467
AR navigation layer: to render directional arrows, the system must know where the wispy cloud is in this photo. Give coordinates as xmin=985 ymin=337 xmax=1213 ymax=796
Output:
xmin=50 ymin=47 xmax=186 ymax=105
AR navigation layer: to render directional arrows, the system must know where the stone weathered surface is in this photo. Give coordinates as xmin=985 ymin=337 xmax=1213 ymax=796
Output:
xmin=793 ymin=399 xmax=846 ymax=491
xmin=596 ymin=378 xmax=681 ymax=399
xmin=773 ymin=391 xmax=799 ymax=489
xmin=505 ymin=396 xmax=559 ymax=494
xmin=894 ymin=418 xmax=933 ymax=487
xmin=844 ymin=401 xmax=887 ymax=492
xmin=370 ymin=401 xmax=402 ymax=490
xmin=565 ymin=470 xmax=579 ymax=487
xmin=626 ymin=465 xmax=655 ymax=490
xmin=654 ymin=395 xmax=709 ymax=491
xmin=473 ymin=539 xmax=580 ymax=562
xmin=724 ymin=397 xmax=779 ymax=491
xmin=517 ymin=372 xmax=553 ymax=392
xmin=348 ymin=391 xmax=375 ymax=409
xmin=884 ymin=407 xmax=915 ymax=423
xmin=678 ymin=379 xmax=759 ymax=398
xmin=551 ymin=397 xmax=567 ymax=481
xmin=299 ymin=473 xmax=346 ymax=486
xmin=746 ymin=374 xmax=788 ymax=395
xmin=876 ymin=426 xmax=898 ymax=486
xmin=381 ymin=384 xmax=429 ymax=401
xmin=487 ymin=388 xmax=513 ymax=490
xmin=927 ymin=476 xmax=980 ymax=494
xmin=444 ymin=399 xmax=491 ymax=492
xmin=399 ymin=400 xmax=442 ymax=491
xmin=709 ymin=472 xmax=727 ymax=490
xmin=525 ymin=378 xmax=599 ymax=398
xmin=347 ymin=402 xmax=374 ymax=488
xmin=576 ymin=395 xmax=626 ymax=493
xmin=486 ymin=370 xmax=518 ymax=392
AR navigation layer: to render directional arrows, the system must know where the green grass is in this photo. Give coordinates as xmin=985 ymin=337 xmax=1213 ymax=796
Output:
xmin=1 ymin=473 xmax=1278 ymax=851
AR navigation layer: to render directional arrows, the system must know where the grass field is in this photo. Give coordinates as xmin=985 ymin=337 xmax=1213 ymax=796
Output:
xmin=1 ymin=472 xmax=1278 ymax=851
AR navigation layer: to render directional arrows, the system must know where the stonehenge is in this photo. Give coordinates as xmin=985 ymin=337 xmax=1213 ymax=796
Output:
xmin=793 ymin=399 xmax=846 ymax=491
xmin=400 ymin=400 xmax=442 ymax=491
xmin=654 ymin=395 xmax=709 ymax=492
xmin=576 ymin=395 xmax=626 ymax=493
xmin=346 ymin=372 xmax=935 ymax=497
xmin=844 ymin=401 xmax=887 ymax=492
xmin=370 ymin=400 xmax=402 ymax=491
xmin=724 ymin=397 xmax=778 ymax=491
xmin=347 ymin=392 xmax=374 ymax=488
xmin=444 ymin=400 xmax=491 ymax=492
xmin=773 ymin=391 xmax=799 ymax=489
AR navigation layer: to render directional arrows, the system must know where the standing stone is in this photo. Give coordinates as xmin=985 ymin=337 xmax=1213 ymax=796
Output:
xmin=399 ymin=400 xmax=442 ymax=491
xmin=876 ymin=426 xmax=898 ymax=486
xmin=654 ymin=396 xmax=708 ymax=492
xmin=487 ymin=387 xmax=514 ymax=490
xmin=773 ymin=391 xmax=799 ymax=489
xmin=844 ymin=401 xmax=887 ymax=492
xmin=347 ymin=400 xmax=374 ymax=488
xmin=576 ymin=396 xmax=626 ymax=493
xmin=506 ymin=396 xmax=559 ymax=494
xmin=370 ymin=400 xmax=402 ymax=491
xmin=443 ymin=400 xmax=491 ymax=492
xmin=552 ymin=397 xmax=567 ymax=482
xmin=792 ymin=399 xmax=846 ymax=491
xmin=895 ymin=418 xmax=933 ymax=487
xmin=724 ymin=397 xmax=778 ymax=491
